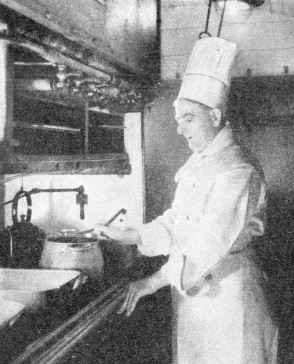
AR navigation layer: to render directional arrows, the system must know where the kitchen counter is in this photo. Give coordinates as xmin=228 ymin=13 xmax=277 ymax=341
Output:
xmin=1 ymin=255 xmax=171 ymax=364
xmin=60 ymin=284 xmax=172 ymax=364
xmin=0 ymin=276 xmax=125 ymax=364
xmin=9 ymin=279 xmax=128 ymax=364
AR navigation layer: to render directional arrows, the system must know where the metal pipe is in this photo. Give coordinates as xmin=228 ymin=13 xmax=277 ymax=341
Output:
xmin=15 ymin=78 xmax=121 ymax=99
xmin=97 ymin=125 xmax=125 ymax=129
xmin=2 ymin=186 xmax=84 ymax=206
xmin=12 ymin=21 xmax=141 ymax=81
xmin=0 ymin=39 xmax=12 ymax=142
xmin=15 ymin=39 xmax=113 ymax=82
xmin=13 ymin=38 xmax=132 ymax=90
xmin=84 ymin=101 xmax=89 ymax=155
xmin=15 ymin=78 xmax=53 ymax=91
xmin=13 ymin=120 xmax=81 ymax=134
xmin=29 ymin=187 xmax=84 ymax=195
xmin=0 ymin=39 xmax=13 ymax=229
xmin=13 ymin=23 xmax=118 ymax=75
xmin=9 ymin=229 xmax=13 ymax=258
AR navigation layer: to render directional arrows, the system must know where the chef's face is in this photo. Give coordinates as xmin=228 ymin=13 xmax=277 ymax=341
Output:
xmin=175 ymin=99 xmax=221 ymax=152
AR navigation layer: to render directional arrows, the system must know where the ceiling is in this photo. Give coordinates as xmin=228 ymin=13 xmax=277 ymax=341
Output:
xmin=172 ymin=0 xmax=294 ymax=18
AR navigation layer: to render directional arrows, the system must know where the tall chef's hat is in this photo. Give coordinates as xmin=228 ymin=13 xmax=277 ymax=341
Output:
xmin=177 ymin=37 xmax=238 ymax=109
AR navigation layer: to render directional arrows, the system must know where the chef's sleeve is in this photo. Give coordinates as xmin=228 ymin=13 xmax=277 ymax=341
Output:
xmin=136 ymin=205 xmax=178 ymax=257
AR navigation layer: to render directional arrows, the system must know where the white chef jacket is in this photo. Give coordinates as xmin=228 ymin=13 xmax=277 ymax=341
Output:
xmin=136 ymin=125 xmax=278 ymax=364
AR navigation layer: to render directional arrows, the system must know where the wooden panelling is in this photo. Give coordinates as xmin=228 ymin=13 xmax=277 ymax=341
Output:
xmin=2 ymin=0 xmax=109 ymax=53
xmin=3 ymin=0 xmax=159 ymax=78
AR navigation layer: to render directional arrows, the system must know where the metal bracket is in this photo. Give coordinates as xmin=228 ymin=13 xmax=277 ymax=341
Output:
xmin=76 ymin=189 xmax=88 ymax=220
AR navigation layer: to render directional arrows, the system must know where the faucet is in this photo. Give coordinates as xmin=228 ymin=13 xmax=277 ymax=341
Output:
xmin=76 ymin=186 xmax=88 ymax=220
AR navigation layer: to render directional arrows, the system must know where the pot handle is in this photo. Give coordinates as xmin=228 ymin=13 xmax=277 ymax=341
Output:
xmin=67 ymin=244 xmax=94 ymax=252
xmin=8 ymin=310 xmax=25 ymax=328
xmin=72 ymin=274 xmax=88 ymax=290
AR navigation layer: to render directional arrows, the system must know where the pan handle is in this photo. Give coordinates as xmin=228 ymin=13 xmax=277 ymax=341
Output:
xmin=76 ymin=208 xmax=127 ymax=237
xmin=104 ymin=208 xmax=127 ymax=227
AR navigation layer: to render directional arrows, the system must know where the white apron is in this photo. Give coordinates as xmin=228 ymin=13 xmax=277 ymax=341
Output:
xmin=138 ymin=126 xmax=278 ymax=364
xmin=172 ymin=250 xmax=277 ymax=364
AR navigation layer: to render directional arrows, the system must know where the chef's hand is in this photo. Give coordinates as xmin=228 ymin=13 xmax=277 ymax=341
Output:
xmin=118 ymin=277 xmax=157 ymax=316
xmin=118 ymin=272 xmax=170 ymax=316
xmin=93 ymin=224 xmax=141 ymax=246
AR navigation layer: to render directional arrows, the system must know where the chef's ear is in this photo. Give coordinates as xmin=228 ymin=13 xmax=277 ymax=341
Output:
xmin=209 ymin=108 xmax=222 ymax=128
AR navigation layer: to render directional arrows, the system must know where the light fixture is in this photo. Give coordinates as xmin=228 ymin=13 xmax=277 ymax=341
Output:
xmin=214 ymin=0 xmax=265 ymax=23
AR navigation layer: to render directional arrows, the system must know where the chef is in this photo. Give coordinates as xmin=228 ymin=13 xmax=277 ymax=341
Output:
xmin=94 ymin=37 xmax=278 ymax=363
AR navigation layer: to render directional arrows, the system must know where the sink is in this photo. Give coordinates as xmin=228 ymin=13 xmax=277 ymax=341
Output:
xmin=0 ymin=269 xmax=82 ymax=310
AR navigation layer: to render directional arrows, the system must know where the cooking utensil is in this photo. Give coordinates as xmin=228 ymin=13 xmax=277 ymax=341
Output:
xmin=75 ymin=208 xmax=127 ymax=237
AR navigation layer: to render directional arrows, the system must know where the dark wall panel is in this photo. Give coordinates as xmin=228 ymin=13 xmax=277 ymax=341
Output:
xmin=144 ymin=83 xmax=191 ymax=221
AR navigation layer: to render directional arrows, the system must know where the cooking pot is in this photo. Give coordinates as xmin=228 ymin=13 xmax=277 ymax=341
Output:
xmin=40 ymin=229 xmax=104 ymax=280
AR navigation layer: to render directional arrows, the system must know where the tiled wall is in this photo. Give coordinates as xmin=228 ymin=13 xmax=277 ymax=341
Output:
xmin=161 ymin=0 xmax=294 ymax=79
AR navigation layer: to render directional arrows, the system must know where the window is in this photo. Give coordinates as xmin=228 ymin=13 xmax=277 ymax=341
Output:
xmin=13 ymin=96 xmax=124 ymax=156
xmin=1 ymin=94 xmax=131 ymax=175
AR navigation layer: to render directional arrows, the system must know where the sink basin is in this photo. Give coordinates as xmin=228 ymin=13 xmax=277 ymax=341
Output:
xmin=0 ymin=269 xmax=82 ymax=310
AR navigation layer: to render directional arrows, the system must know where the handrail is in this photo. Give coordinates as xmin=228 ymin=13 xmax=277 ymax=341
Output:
xmin=11 ymin=279 xmax=128 ymax=364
